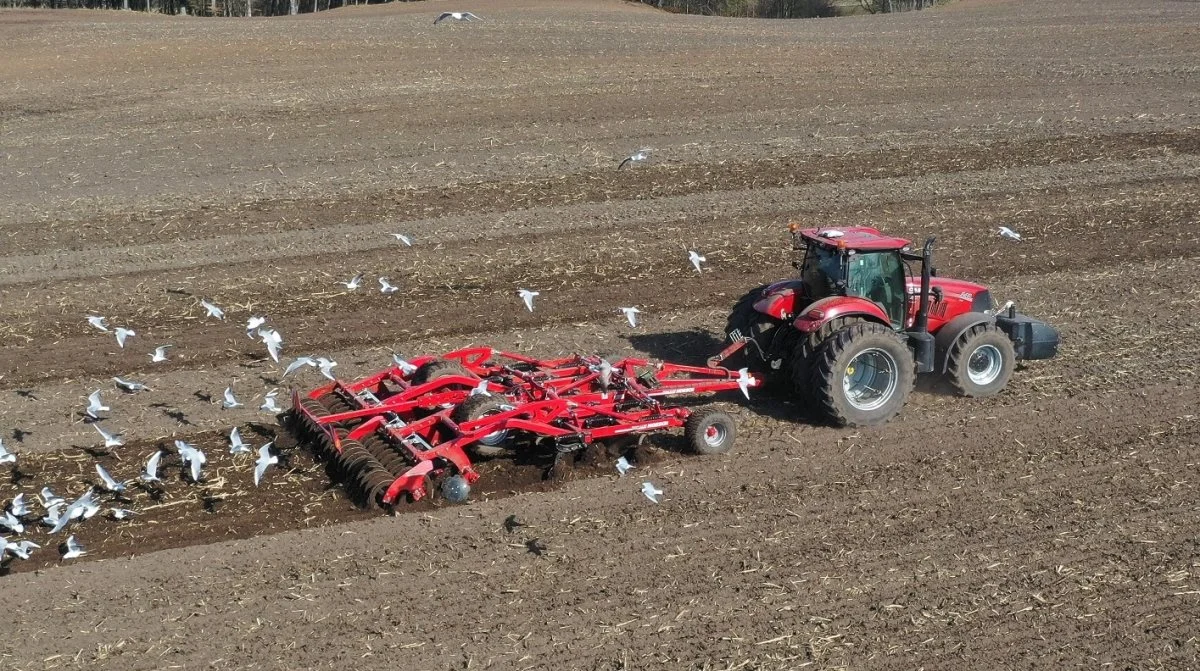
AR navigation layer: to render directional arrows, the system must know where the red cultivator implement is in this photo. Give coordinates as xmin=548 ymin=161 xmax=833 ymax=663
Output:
xmin=288 ymin=347 xmax=758 ymax=508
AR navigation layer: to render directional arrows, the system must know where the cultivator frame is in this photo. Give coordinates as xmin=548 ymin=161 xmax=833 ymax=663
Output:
xmin=289 ymin=347 xmax=757 ymax=508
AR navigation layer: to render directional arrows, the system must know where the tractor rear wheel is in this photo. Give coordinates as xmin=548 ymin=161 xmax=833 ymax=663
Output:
xmin=451 ymin=394 xmax=517 ymax=457
xmin=684 ymin=409 xmax=737 ymax=455
xmin=723 ymin=284 xmax=771 ymax=371
xmin=789 ymin=316 xmax=863 ymax=406
xmin=809 ymin=322 xmax=914 ymax=427
xmin=947 ymin=323 xmax=1016 ymax=397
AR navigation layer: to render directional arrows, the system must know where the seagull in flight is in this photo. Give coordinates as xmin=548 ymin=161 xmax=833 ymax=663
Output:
xmin=40 ymin=487 xmax=64 ymax=510
xmin=149 ymin=345 xmax=173 ymax=363
xmin=284 ymin=356 xmax=317 ymax=376
xmin=619 ymin=306 xmax=640 ymax=328
xmin=259 ymin=328 xmax=283 ymax=363
xmin=0 ymin=439 xmax=16 ymax=466
xmin=260 ymin=389 xmax=281 ymax=413
xmin=4 ymin=538 xmax=39 ymax=560
xmin=615 ymin=456 xmax=633 ymax=476
xmin=61 ymin=535 xmax=86 ymax=560
xmin=200 ymin=300 xmax=225 ymax=320
xmin=736 ymin=367 xmax=754 ymax=400
xmin=379 ymin=277 xmax=399 ymax=295
xmin=253 ymin=443 xmax=278 ymax=486
xmin=391 ymin=233 xmax=413 ymax=246
xmin=85 ymin=390 xmax=109 ymax=419
xmin=114 ymin=327 xmax=136 ymax=348
xmin=87 ymin=315 xmax=109 ymax=332
xmin=688 ymin=251 xmax=706 ymax=273
xmin=8 ymin=493 xmax=29 ymax=518
xmin=391 ymin=354 xmax=419 ymax=375
xmin=641 ymin=481 xmax=663 ymax=504
xmin=95 ymin=463 xmax=127 ymax=493
xmin=94 ymin=424 xmax=125 ymax=448
xmin=175 ymin=440 xmax=207 ymax=482
xmin=140 ymin=450 xmax=163 ymax=483
xmin=0 ymin=511 xmax=24 ymax=534
xmin=617 ymin=148 xmax=651 ymax=171
xmin=246 ymin=316 xmax=267 ymax=336
xmin=434 ymin=10 xmax=481 ymax=24
xmin=222 ymin=387 xmax=243 ymax=409
xmin=518 ymin=289 xmax=539 ymax=312
xmin=997 ymin=226 xmax=1023 ymax=242
xmin=113 ymin=376 xmax=150 ymax=393
xmin=339 ymin=273 xmax=365 ymax=291
xmin=229 ymin=427 xmax=251 ymax=455
xmin=315 ymin=357 xmax=338 ymax=381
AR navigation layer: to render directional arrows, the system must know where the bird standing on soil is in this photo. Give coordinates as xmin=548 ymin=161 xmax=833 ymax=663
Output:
xmin=149 ymin=345 xmax=172 ymax=363
xmin=94 ymin=424 xmax=125 ymax=448
xmin=95 ymin=463 xmax=127 ymax=494
xmin=222 ymin=387 xmax=243 ymax=409
xmin=641 ymin=481 xmax=663 ymax=504
xmin=85 ymin=390 xmax=110 ymax=419
xmin=518 ymin=289 xmax=539 ymax=312
xmin=617 ymin=148 xmax=651 ymax=171
xmin=619 ymin=306 xmax=640 ymax=328
xmin=253 ymin=443 xmax=278 ymax=486
xmin=688 ymin=251 xmax=706 ymax=273
xmin=997 ymin=226 xmax=1023 ymax=242
xmin=87 ymin=315 xmax=109 ymax=332
xmin=434 ymin=10 xmax=481 ymax=24
xmin=61 ymin=535 xmax=86 ymax=560
xmin=114 ymin=327 xmax=136 ymax=348
xmin=260 ymin=389 xmax=282 ymax=413
xmin=200 ymin=300 xmax=225 ymax=320
xmin=339 ymin=273 xmax=365 ymax=291
xmin=113 ymin=376 xmax=150 ymax=393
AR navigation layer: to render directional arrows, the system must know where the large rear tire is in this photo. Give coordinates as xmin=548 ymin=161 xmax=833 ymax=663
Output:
xmin=723 ymin=284 xmax=771 ymax=371
xmin=789 ymin=316 xmax=863 ymax=406
xmin=810 ymin=322 xmax=914 ymax=427
xmin=947 ymin=323 xmax=1016 ymax=397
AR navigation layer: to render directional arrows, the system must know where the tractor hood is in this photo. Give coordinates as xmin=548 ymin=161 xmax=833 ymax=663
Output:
xmin=910 ymin=276 xmax=994 ymax=327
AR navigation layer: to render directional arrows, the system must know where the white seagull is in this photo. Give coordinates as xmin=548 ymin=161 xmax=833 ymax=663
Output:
xmin=736 ymin=367 xmax=754 ymax=400
xmin=114 ymin=327 xmax=136 ymax=348
xmin=0 ymin=511 xmax=24 ymax=534
xmin=619 ymin=306 xmax=641 ymax=328
xmin=149 ymin=345 xmax=173 ymax=363
xmin=615 ymin=456 xmax=633 ymax=476
xmin=688 ymin=251 xmax=706 ymax=273
xmin=222 ymin=387 xmax=243 ymax=409
xmin=95 ymin=463 xmax=126 ymax=493
xmin=315 ymin=357 xmax=338 ymax=381
xmin=391 ymin=354 xmax=419 ymax=375
xmin=41 ymin=503 xmax=63 ymax=529
xmin=617 ymin=148 xmax=651 ymax=171
xmin=61 ymin=535 xmax=86 ymax=560
xmin=391 ymin=233 xmax=413 ymax=246
xmin=229 ymin=427 xmax=251 ymax=455
xmin=109 ymin=508 xmax=138 ymax=520
xmin=246 ymin=316 xmax=267 ymax=336
xmin=260 ymin=328 xmax=283 ymax=363
xmin=641 ymin=481 xmax=663 ymax=504
xmin=253 ymin=443 xmax=278 ymax=486
xmin=40 ymin=487 xmax=65 ymax=510
xmin=0 ymin=439 xmax=15 ymax=466
xmin=284 ymin=356 xmax=317 ymax=376
xmin=113 ymin=376 xmax=150 ymax=393
xmin=174 ymin=440 xmax=207 ymax=482
xmin=140 ymin=450 xmax=163 ymax=483
xmin=379 ymin=277 xmax=399 ymax=295
xmin=8 ymin=493 xmax=29 ymax=518
xmin=85 ymin=390 xmax=110 ymax=419
xmin=434 ymin=10 xmax=481 ymax=24
xmin=200 ymin=300 xmax=225 ymax=320
xmin=997 ymin=226 xmax=1023 ymax=242
xmin=339 ymin=273 xmax=365 ymax=291
xmin=518 ymin=289 xmax=539 ymax=312
xmin=87 ymin=315 xmax=109 ymax=332
xmin=260 ymin=389 xmax=281 ymax=413
xmin=4 ymin=539 xmax=39 ymax=560
xmin=94 ymin=424 xmax=125 ymax=448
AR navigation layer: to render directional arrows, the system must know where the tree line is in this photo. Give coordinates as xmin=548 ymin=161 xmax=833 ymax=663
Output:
xmin=639 ymin=0 xmax=937 ymax=18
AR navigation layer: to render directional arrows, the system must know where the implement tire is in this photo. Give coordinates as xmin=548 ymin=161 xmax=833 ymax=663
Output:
xmin=452 ymin=394 xmax=516 ymax=458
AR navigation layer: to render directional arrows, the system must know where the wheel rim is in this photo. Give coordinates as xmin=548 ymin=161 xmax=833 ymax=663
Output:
xmin=477 ymin=405 xmax=515 ymax=446
xmin=703 ymin=423 xmax=727 ymax=448
xmin=967 ymin=344 xmax=1003 ymax=385
xmin=842 ymin=347 xmax=899 ymax=412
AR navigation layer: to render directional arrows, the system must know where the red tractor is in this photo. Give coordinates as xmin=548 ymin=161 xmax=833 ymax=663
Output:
xmin=719 ymin=225 xmax=1059 ymax=427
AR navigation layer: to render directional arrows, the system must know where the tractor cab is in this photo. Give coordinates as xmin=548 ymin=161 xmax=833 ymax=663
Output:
xmin=796 ymin=227 xmax=911 ymax=328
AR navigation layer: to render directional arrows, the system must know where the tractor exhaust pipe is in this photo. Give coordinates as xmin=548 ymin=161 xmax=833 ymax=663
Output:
xmin=914 ymin=237 xmax=936 ymax=334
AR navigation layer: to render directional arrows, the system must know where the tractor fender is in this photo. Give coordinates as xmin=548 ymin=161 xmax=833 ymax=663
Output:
xmin=791 ymin=296 xmax=890 ymax=335
xmin=753 ymin=280 xmax=805 ymax=320
xmin=934 ymin=312 xmax=996 ymax=373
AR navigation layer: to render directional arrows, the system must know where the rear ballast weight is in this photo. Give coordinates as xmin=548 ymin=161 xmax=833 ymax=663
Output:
xmin=289 ymin=348 xmax=758 ymax=508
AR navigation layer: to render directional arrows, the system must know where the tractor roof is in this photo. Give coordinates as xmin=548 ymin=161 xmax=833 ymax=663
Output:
xmin=798 ymin=226 xmax=911 ymax=252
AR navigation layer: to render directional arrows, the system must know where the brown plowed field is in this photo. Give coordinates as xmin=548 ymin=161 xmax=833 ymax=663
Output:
xmin=2 ymin=0 xmax=1199 ymax=668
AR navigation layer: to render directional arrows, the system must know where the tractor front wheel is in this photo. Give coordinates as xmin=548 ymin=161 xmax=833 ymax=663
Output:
xmin=810 ymin=323 xmax=914 ymax=427
xmin=684 ymin=409 xmax=738 ymax=455
xmin=947 ymin=323 xmax=1016 ymax=397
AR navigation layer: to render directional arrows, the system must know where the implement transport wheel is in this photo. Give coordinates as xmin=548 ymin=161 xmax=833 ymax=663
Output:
xmin=810 ymin=322 xmax=914 ymax=428
xmin=411 ymin=359 xmax=470 ymax=385
xmin=452 ymin=394 xmax=517 ymax=458
xmin=684 ymin=409 xmax=737 ymax=455
xmin=947 ymin=323 xmax=1016 ymax=397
